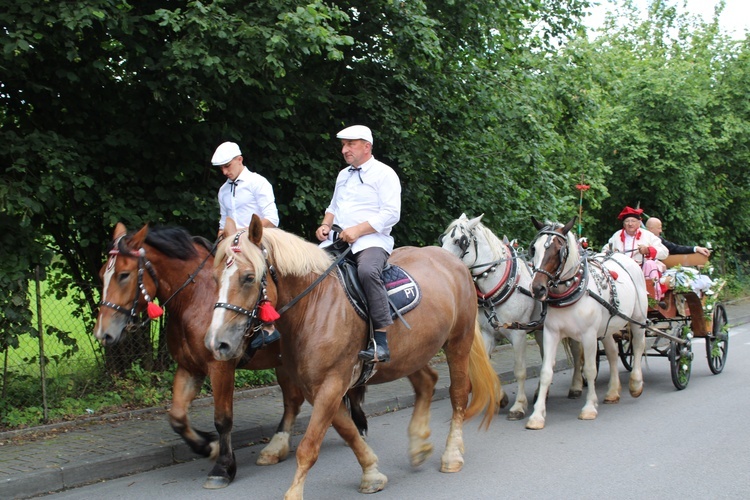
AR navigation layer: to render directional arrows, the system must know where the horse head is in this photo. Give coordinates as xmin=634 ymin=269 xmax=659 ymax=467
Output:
xmin=94 ymin=222 xmax=158 ymax=346
xmin=529 ymin=216 xmax=578 ymax=301
xmin=439 ymin=213 xmax=486 ymax=261
xmin=206 ymin=216 xmax=268 ymax=361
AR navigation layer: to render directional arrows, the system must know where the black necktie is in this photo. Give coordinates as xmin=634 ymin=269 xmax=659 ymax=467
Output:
xmin=348 ymin=166 xmax=363 ymax=183
xmin=229 ymin=180 xmax=240 ymax=196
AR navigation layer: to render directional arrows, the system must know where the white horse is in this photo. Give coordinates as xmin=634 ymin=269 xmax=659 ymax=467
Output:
xmin=526 ymin=216 xmax=647 ymax=430
xmin=440 ymin=214 xmax=546 ymax=420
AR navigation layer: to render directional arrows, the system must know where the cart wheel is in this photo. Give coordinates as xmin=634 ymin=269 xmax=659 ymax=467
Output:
xmin=706 ymin=303 xmax=729 ymax=374
xmin=617 ymin=331 xmax=633 ymax=372
xmin=669 ymin=324 xmax=692 ymax=390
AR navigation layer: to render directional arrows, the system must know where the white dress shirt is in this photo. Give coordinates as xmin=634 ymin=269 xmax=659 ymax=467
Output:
xmin=218 ymin=167 xmax=279 ymax=229
xmin=325 ymin=156 xmax=401 ymax=254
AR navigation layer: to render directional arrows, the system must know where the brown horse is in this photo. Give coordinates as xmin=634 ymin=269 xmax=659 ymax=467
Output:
xmin=206 ymin=216 xmax=503 ymax=499
xmin=92 ymin=222 xmax=306 ymax=489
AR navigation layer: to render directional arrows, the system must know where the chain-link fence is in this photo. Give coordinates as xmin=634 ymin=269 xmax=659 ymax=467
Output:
xmin=0 ymin=267 xmax=171 ymax=432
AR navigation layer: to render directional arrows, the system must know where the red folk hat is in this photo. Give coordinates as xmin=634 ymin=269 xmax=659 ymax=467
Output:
xmin=618 ymin=206 xmax=643 ymax=220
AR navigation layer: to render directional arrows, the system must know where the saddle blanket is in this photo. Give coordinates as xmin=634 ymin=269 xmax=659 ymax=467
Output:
xmin=338 ymin=263 xmax=422 ymax=321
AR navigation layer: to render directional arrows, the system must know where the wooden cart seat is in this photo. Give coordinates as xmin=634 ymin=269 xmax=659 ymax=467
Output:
xmin=661 ymin=253 xmax=708 ymax=269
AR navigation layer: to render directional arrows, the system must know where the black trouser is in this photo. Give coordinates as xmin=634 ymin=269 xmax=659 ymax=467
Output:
xmin=354 ymin=247 xmax=392 ymax=330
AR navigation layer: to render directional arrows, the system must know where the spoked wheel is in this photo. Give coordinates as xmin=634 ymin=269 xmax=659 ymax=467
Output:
xmin=617 ymin=330 xmax=633 ymax=372
xmin=669 ymin=324 xmax=693 ymax=390
xmin=706 ymin=303 xmax=729 ymax=374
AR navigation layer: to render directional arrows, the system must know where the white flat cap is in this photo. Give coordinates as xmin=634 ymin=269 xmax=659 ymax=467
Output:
xmin=336 ymin=125 xmax=373 ymax=145
xmin=211 ymin=142 xmax=242 ymax=166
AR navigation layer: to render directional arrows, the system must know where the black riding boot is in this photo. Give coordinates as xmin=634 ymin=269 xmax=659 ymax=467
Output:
xmin=358 ymin=330 xmax=390 ymax=363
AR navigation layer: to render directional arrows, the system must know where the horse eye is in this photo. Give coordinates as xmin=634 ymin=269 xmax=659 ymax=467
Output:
xmin=118 ymin=272 xmax=130 ymax=282
xmin=241 ymin=273 xmax=256 ymax=284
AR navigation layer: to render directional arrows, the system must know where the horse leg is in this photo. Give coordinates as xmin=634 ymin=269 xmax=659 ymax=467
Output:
xmin=330 ymin=399 xmax=387 ymax=494
xmin=526 ymin=331 xmax=560 ymax=430
xmin=602 ymin=333 xmax=622 ymax=404
xmin=567 ymin=339 xmax=584 ymax=399
xmin=578 ymin=335 xmax=600 ymax=420
xmin=532 ymin=330 xmax=544 ymax=404
xmin=507 ymin=330 xmax=529 ymax=420
xmin=203 ymin=365 xmax=237 ymax=489
xmin=406 ymin=366 xmax=438 ymax=467
xmin=257 ymin=366 xmax=304 ymax=465
xmin=285 ymin=384 xmax=354 ymax=500
xmin=168 ymin=367 xmax=216 ymax=458
xmin=440 ymin=347 xmax=472 ymax=472
xmin=628 ymin=324 xmax=646 ymax=397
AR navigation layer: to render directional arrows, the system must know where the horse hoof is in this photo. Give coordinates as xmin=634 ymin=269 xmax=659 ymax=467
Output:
xmin=525 ymin=417 xmax=545 ymax=430
xmin=359 ymin=472 xmax=388 ymax=493
xmin=630 ymin=385 xmax=643 ymax=398
xmin=568 ymin=390 xmax=582 ymax=399
xmin=507 ymin=410 xmax=525 ymax=421
xmin=410 ymin=444 xmax=434 ymax=467
xmin=578 ymin=411 xmax=597 ymax=420
xmin=440 ymin=458 xmax=464 ymax=473
xmin=256 ymin=453 xmax=281 ymax=466
xmin=603 ymin=396 xmax=620 ymax=404
xmin=203 ymin=476 xmax=231 ymax=489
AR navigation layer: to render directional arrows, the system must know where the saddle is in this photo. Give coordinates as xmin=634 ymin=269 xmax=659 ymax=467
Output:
xmin=324 ymin=238 xmax=421 ymax=323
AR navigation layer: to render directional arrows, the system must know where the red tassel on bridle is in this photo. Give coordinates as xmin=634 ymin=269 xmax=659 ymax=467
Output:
xmin=258 ymin=301 xmax=280 ymax=323
xmin=147 ymin=301 xmax=164 ymax=319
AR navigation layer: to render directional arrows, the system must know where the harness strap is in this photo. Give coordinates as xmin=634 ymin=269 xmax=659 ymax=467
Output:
xmin=275 ymin=245 xmax=351 ymax=316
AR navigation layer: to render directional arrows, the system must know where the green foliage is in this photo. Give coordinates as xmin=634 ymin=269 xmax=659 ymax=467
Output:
xmin=234 ymin=368 xmax=277 ymax=388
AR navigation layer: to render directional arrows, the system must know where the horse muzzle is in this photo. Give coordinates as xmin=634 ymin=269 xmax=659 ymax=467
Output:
xmin=205 ymin=322 xmax=247 ymax=361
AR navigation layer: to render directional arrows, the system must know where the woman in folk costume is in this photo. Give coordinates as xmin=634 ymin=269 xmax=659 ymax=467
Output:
xmin=605 ymin=206 xmax=668 ymax=300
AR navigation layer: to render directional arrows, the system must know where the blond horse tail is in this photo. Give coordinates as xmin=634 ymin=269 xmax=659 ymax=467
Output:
xmin=465 ymin=319 xmax=502 ymax=430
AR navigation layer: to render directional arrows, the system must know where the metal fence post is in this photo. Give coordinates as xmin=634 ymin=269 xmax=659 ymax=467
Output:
xmin=35 ymin=265 xmax=48 ymax=422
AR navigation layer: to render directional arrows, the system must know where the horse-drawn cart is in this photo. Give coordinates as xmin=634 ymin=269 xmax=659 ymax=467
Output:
xmin=615 ymin=253 xmax=729 ymax=390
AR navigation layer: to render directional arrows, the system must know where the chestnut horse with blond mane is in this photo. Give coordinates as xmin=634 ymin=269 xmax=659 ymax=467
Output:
xmin=93 ymin=222 xmax=307 ymax=489
xmin=205 ymin=216 xmax=502 ymax=499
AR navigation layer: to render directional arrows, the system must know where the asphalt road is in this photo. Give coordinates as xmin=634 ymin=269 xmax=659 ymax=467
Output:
xmin=41 ymin=322 xmax=750 ymax=500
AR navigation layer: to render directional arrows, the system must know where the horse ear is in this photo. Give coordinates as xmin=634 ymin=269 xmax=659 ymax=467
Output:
xmin=247 ymin=214 xmax=263 ymax=246
xmin=459 ymin=213 xmax=467 ymax=221
xmin=531 ymin=216 xmax=545 ymax=230
xmin=225 ymin=217 xmax=237 ymax=237
xmin=113 ymin=222 xmax=127 ymax=240
xmin=131 ymin=224 xmax=149 ymax=248
xmin=467 ymin=213 xmax=484 ymax=228
xmin=502 ymin=235 xmax=510 ymax=245
xmin=562 ymin=216 xmax=577 ymax=235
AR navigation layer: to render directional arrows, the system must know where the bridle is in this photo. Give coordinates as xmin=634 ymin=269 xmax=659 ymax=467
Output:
xmin=529 ymin=226 xmax=573 ymax=287
xmin=213 ymin=230 xmax=269 ymax=340
xmin=438 ymin=223 xmax=475 ymax=261
xmin=99 ymin=236 xmax=160 ymax=329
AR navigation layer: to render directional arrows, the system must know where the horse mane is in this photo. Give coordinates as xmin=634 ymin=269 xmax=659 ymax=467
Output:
xmin=472 ymin=222 xmax=508 ymax=261
xmin=215 ymin=227 xmax=333 ymax=278
xmin=116 ymin=226 xmax=199 ymax=260
xmin=261 ymin=229 xmax=334 ymax=276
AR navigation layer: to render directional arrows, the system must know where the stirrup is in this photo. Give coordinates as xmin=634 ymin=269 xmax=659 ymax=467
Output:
xmin=250 ymin=329 xmax=280 ymax=350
